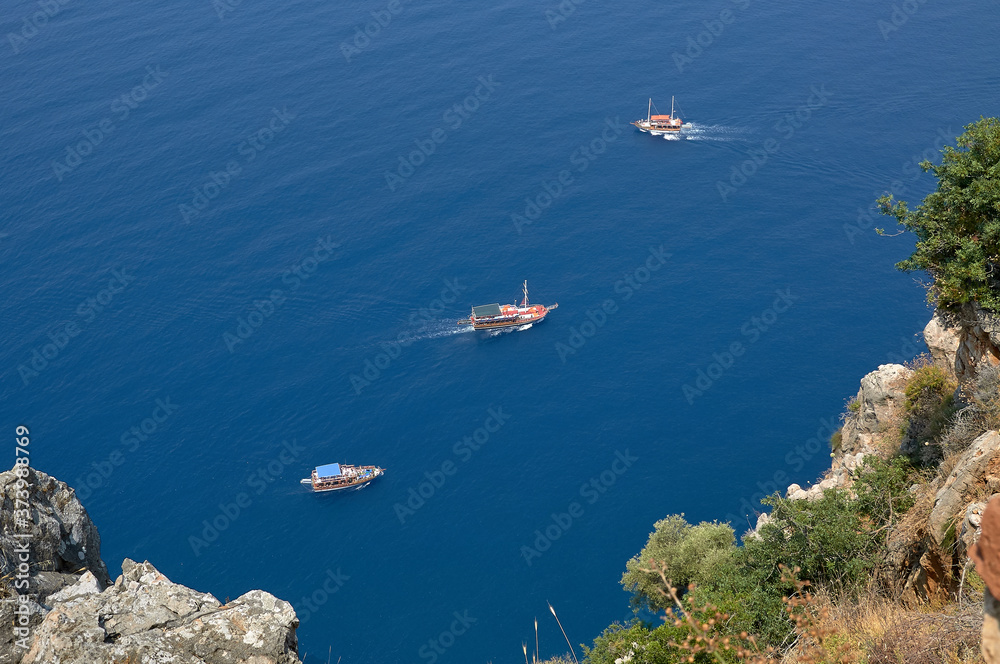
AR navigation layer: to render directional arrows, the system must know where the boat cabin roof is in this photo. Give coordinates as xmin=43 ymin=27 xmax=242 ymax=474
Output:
xmin=315 ymin=463 xmax=342 ymax=478
xmin=473 ymin=303 xmax=503 ymax=317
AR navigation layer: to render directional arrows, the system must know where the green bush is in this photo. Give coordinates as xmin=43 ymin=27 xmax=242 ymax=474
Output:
xmin=903 ymin=365 xmax=958 ymax=456
xmin=581 ymin=621 xmax=698 ymax=664
xmin=620 ymin=515 xmax=735 ymax=612
xmin=852 ymin=454 xmax=919 ymax=524
xmin=746 ymin=457 xmax=917 ymax=598
xmin=904 ymin=365 xmax=955 ymax=413
xmin=750 ymin=490 xmax=877 ymax=595
xmin=830 ymin=428 xmax=843 ymax=452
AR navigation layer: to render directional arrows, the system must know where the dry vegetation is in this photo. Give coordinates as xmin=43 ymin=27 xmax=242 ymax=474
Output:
xmin=577 ymin=359 xmax=1000 ymax=664
xmin=789 ymin=592 xmax=984 ymax=664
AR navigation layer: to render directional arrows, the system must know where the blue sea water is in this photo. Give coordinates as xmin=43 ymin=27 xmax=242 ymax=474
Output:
xmin=3 ymin=0 xmax=1000 ymax=661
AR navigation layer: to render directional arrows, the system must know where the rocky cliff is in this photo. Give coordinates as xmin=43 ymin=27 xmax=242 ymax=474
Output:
xmin=0 ymin=466 xmax=302 ymax=664
xmin=761 ymin=306 xmax=1000 ymax=661
xmin=925 ymin=303 xmax=1000 ymax=385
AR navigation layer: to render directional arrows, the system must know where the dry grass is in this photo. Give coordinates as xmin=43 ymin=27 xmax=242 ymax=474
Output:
xmin=786 ymin=593 xmax=984 ymax=664
xmin=871 ymin=401 xmax=909 ymax=459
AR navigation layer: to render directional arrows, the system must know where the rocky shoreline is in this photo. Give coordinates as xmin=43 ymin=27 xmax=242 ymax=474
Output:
xmin=0 ymin=466 xmax=301 ymax=664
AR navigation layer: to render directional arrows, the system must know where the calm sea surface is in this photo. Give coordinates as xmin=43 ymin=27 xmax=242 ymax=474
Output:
xmin=2 ymin=0 xmax=999 ymax=661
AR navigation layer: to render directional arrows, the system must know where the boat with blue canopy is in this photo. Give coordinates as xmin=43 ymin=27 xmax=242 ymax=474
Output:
xmin=300 ymin=462 xmax=385 ymax=492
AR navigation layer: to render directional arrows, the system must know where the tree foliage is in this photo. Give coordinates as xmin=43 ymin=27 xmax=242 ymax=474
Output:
xmin=620 ymin=515 xmax=735 ymax=612
xmin=878 ymin=117 xmax=1000 ymax=311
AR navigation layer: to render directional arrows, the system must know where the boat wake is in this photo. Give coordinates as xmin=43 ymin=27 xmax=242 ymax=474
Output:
xmin=355 ymin=321 xmax=474 ymax=352
xmin=407 ymin=322 xmax=476 ymax=342
xmin=486 ymin=323 xmax=533 ymax=337
xmin=670 ymin=123 xmax=752 ymax=141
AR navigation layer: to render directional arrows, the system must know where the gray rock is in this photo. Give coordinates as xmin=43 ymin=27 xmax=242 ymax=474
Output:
xmin=960 ymin=501 xmax=988 ymax=560
xmin=924 ymin=310 xmax=962 ymax=379
xmin=951 ymin=303 xmax=1000 ymax=384
xmin=840 ymin=364 xmax=913 ymax=456
xmin=0 ymin=465 xmax=303 ymax=664
xmin=748 ymin=512 xmax=773 ymax=540
xmin=929 ymin=431 xmax=1000 ymax=545
xmin=785 ymin=483 xmax=802 ymax=498
xmin=46 ymin=570 xmax=103 ymax=605
xmin=21 ymin=559 xmax=301 ymax=664
xmin=0 ymin=464 xmax=111 ymax=591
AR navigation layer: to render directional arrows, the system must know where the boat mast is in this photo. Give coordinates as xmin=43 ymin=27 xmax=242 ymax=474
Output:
xmin=647 ymin=98 xmax=651 ymax=122
xmin=671 ymin=96 xmax=675 ymax=118
xmin=522 ymin=280 xmax=529 ymax=308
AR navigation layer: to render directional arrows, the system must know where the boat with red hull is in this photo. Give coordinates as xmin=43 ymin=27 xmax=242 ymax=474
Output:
xmin=458 ymin=281 xmax=557 ymax=331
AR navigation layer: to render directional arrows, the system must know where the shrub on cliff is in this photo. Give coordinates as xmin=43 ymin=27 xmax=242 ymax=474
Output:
xmin=877 ymin=117 xmax=1000 ymax=312
xmin=621 ymin=516 xmax=735 ymax=612
xmin=581 ymin=621 xmax=694 ymax=664
xmin=903 ymin=364 xmax=959 ymax=457
xmin=747 ymin=457 xmax=917 ymax=597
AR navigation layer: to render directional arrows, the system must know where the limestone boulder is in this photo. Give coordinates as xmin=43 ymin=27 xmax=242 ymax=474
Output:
xmin=929 ymin=431 xmax=1000 ymax=545
xmin=924 ymin=310 xmax=962 ymax=379
xmin=21 ymin=559 xmax=301 ymax=664
xmin=840 ymin=364 xmax=913 ymax=455
xmin=953 ymin=303 xmax=1000 ymax=384
xmin=0 ymin=465 xmax=110 ymax=592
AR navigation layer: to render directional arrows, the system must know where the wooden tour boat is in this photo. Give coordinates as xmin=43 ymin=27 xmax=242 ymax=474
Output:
xmin=632 ymin=96 xmax=686 ymax=136
xmin=300 ymin=463 xmax=385 ymax=492
xmin=457 ymin=281 xmax=558 ymax=330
